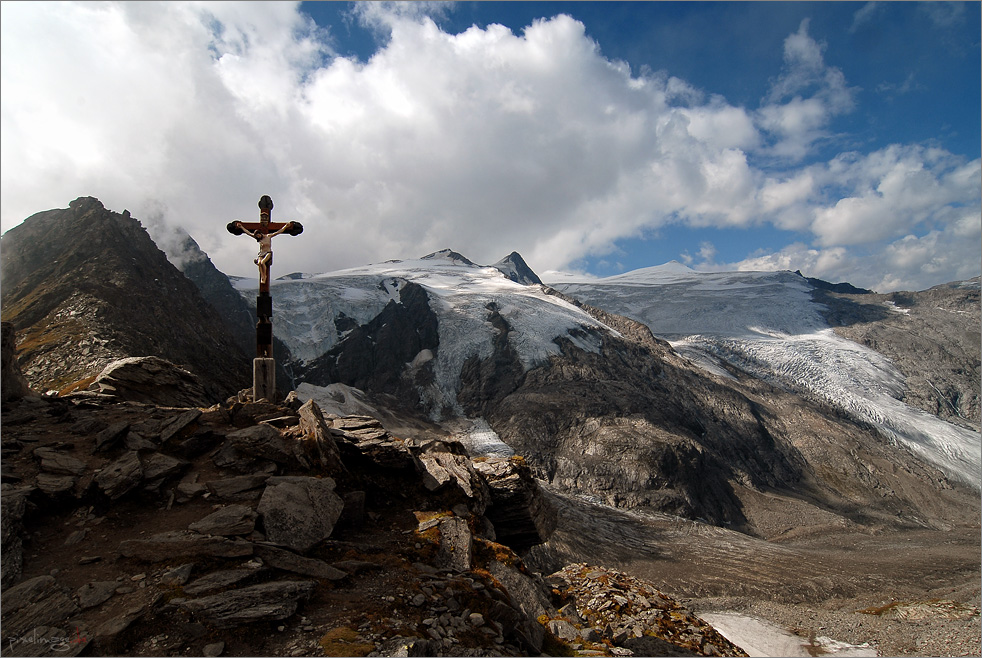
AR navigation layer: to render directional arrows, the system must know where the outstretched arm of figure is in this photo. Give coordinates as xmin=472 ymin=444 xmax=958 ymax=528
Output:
xmin=268 ymin=223 xmax=291 ymax=238
xmin=232 ymin=221 xmax=259 ymax=239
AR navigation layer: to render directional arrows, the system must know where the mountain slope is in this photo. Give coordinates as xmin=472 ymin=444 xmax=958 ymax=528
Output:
xmin=550 ymin=266 xmax=981 ymax=488
xmin=233 ymin=251 xmax=979 ymax=538
xmin=0 ymin=197 xmax=248 ymax=401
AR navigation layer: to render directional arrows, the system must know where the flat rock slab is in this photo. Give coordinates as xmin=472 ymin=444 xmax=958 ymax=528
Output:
xmin=180 ymin=579 xmax=317 ymax=629
xmin=183 ymin=569 xmax=257 ymax=596
xmin=160 ymin=410 xmax=202 ymax=443
xmin=118 ymin=531 xmax=253 ymax=561
xmin=34 ymin=448 xmax=87 ymax=476
xmin=76 ymin=580 xmax=118 ymax=609
xmin=206 ymin=474 xmax=269 ymax=499
xmin=1 ymin=575 xmax=80 ymax=641
xmin=253 ymin=545 xmax=347 ymax=581
xmin=257 ymin=477 xmax=343 ymax=553
xmin=188 ymin=504 xmax=257 ymax=536
xmin=95 ymin=451 xmax=143 ymax=500
xmin=225 ymin=425 xmax=301 ymax=467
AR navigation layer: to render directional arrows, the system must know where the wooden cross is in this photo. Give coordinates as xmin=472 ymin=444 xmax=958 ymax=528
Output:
xmin=227 ymin=195 xmax=303 ymax=294
xmin=226 ymin=195 xmax=303 ymax=400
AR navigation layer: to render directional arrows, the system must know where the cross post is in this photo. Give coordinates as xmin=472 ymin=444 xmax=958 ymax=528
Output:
xmin=226 ymin=195 xmax=303 ymax=401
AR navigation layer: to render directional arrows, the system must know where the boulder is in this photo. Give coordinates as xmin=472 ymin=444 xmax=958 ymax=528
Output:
xmin=179 ymin=580 xmax=317 ymax=629
xmin=88 ymin=356 xmax=211 ymax=407
xmin=296 ymin=400 xmax=345 ymax=473
xmin=36 ymin=472 xmax=77 ymax=497
xmin=256 ymin=477 xmax=344 ymax=553
xmin=473 ymin=457 xmax=557 ymax=550
xmin=417 ymin=441 xmax=490 ymax=514
xmin=435 ymin=516 xmax=472 ymax=572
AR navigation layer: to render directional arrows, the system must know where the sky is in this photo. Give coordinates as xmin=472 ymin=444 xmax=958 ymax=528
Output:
xmin=1 ymin=1 xmax=979 ymax=292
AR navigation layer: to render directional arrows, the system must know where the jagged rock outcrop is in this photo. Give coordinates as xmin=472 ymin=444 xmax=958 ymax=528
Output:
xmin=0 ymin=384 xmax=748 ymax=657
xmin=0 ymin=197 xmax=248 ymax=401
xmin=85 ymin=356 xmax=212 ymax=408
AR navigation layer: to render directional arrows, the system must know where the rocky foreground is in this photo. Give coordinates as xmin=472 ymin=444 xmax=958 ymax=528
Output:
xmin=0 ymin=353 xmax=744 ymax=657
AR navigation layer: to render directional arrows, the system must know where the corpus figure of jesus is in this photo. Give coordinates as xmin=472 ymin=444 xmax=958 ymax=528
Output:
xmin=234 ymin=216 xmax=290 ymax=287
xmin=227 ymin=195 xmax=302 ymax=291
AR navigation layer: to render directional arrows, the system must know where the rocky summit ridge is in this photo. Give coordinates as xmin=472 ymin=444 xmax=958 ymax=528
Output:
xmin=0 ymin=333 xmax=745 ymax=657
xmin=0 ymin=197 xmax=248 ymax=402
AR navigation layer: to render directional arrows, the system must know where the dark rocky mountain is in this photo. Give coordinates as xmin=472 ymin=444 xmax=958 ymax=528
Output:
xmin=147 ymin=224 xmax=297 ymax=392
xmin=0 ymin=197 xmax=248 ymax=402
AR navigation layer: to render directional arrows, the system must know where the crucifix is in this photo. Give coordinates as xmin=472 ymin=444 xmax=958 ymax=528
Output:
xmin=227 ymin=195 xmax=303 ymax=401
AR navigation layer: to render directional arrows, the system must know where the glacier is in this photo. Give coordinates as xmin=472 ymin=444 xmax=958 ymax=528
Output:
xmin=550 ymin=264 xmax=981 ymax=488
xmin=236 ymin=252 xmax=615 ymax=416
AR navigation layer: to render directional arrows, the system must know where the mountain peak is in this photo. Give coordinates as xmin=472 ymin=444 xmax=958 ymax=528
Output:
xmin=493 ymin=251 xmax=542 ymax=286
xmin=420 ymin=249 xmax=476 ymax=266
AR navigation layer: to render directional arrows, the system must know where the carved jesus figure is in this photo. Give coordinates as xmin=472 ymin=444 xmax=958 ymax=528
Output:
xmin=234 ymin=218 xmax=291 ymax=286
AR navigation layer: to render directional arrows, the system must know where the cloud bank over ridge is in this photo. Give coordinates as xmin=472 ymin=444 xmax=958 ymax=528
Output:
xmin=1 ymin=2 xmax=978 ymax=292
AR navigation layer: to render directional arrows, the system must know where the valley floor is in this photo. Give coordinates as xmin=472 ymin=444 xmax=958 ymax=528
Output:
xmin=533 ymin=490 xmax=981 ymax=657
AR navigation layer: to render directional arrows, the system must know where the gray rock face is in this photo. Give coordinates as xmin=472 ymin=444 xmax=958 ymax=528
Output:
xmin=473 ymin=457 xmax=557 ymax=551
xmin=816 ymin=281 xmax=981 ymax=430
xmin=88 ymin=356 xmax=211 ymax=408
xmin=256 ymin=476 xmax=344 ymax=553
xmin=179 ymin=579 xmax=317 ymax=629
xmin=1 ymin=485 xmax=30 ymax=587
xmin=0 ymin=575 xmax=79 ymax=641
xmin=224 ymin=424 xmax=301 ymax=466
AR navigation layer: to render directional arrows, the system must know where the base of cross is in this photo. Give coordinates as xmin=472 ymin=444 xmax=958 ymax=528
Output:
xmin=253 ymin=358 xmax=276 ymax=402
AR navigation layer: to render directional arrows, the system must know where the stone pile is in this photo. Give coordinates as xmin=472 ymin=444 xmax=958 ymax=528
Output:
xmin=544 ymin=564 xmax=748 ymax=657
